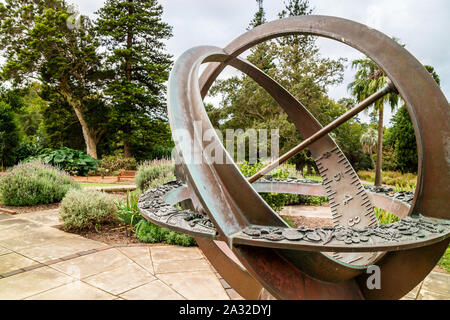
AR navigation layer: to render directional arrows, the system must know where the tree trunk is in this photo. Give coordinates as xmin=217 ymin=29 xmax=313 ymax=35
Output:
xmin=124 ymin=140 xmax=133 ymax=158
xmin=374 ymin=106 xmax=384 ymax=186
xmin=61 ymin=88 xmax=99 ymax=159
xmin=73 ymin=107 xmax=98 ymax=159
xmin=306 ymin=164 xmax=313 ymax=176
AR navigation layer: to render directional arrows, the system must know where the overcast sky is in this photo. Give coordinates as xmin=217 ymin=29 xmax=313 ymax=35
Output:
xmin=75 ymin=0 xmax=449 ymax=126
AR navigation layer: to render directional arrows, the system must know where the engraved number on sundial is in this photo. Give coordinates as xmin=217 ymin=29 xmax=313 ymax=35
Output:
xmin=343 ymin=195 xmax=353 ymax=205
xmin=334 ymin=172 xmax=344 ymax=181
xmin=348 ymin=216 xmax=361 ymax=227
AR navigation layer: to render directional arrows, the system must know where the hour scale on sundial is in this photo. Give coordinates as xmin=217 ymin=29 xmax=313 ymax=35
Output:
xmin=137 ymin=16 xmax=450 ymax=300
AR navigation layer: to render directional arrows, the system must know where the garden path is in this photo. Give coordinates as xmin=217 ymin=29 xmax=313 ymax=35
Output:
xmin=0 ymin=209 xmax=447 ymax=300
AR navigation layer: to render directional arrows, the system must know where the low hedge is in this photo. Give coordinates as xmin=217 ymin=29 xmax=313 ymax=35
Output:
xmin=0 ymin=160 xmax=80 ymax=206
xmin=134 ymin=159 xmax=175 ymax=191
xmin=59 ymin=189 xmax=118 ymax=230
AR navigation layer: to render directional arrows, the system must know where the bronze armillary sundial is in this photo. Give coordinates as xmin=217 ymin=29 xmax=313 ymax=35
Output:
xmin=138 ymin=15 xmax=450 ymax=300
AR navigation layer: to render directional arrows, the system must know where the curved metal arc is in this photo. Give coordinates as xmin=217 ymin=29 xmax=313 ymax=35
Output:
xmin=202 ymin=54 xmax=377 ymax=227
xmin=199 ymin=52 xmax=381 ymax=267
xmin=168 ymin=45 xmax=287 ymax=237
xmin=195 ymin=16 xmax=449 ymax=299
xmin=170 ymin=46 xmax=369 ymax=299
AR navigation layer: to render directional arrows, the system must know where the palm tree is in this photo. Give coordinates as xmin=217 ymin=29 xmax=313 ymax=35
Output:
xmin=360 ymin=128 xmax=378 ymax=170
xmin=348 ymin=58 xmax=399 ymax=186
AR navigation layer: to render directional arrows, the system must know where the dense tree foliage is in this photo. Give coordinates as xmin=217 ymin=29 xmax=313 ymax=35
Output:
xmin=385 ymin=106 xmax=417 ymax=173
xmin=0 ymin=0 xmax=107 ymax=158
xmin=207 ymin=0 xmax=369 ymax=173
xmin=95 ymin=0 xmax=173 ymax=157
xmin=0 ymin=0 xmax=174 ymax=165
xmin=383 ymin=65 xmax=441 ymax=173
xmin=0 ymin=101 xmax=20 ymax=169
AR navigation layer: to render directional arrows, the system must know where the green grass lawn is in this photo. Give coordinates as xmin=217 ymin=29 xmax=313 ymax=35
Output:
xmin=80 ymin=183 xmax=124 ymax=188
xmin=439 ymin=247 xmax=450 ymax=273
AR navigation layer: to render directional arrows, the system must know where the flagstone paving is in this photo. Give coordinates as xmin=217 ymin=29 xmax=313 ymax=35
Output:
xmin=0 ymin=208 xmax=448 ymax=300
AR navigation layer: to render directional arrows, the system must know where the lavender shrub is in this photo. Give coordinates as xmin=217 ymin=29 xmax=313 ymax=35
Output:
xmin=0 ymin=160 xmax=80 ymax=206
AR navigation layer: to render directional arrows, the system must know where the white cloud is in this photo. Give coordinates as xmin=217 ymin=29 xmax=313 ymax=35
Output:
xmin=366 ymin=5 xmax=383 ymax=29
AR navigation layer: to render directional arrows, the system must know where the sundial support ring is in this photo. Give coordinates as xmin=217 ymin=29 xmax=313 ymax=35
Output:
xmin=139 ymin=15 xmax=450 ymax=300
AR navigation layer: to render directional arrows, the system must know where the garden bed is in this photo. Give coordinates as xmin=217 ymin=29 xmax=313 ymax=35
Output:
xmin=54 ymin=222 xmax=142 ymax=245
xmin=0 ymin=202 xmax=59 ymax=214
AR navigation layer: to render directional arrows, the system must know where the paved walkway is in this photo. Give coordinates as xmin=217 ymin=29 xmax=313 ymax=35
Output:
xmin=0 ymin=210 xmax=234 ymax=300
xmin=0 ymin=209 xmax=448 ymax=300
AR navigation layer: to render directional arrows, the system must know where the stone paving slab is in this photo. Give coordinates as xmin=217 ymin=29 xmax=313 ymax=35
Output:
xmin=50 ymin=248 xmax=131 ymax=279
xmin=0 ymin=245 xmax=11 ymax=256
xmin=0 ymin=227 xmax=79 ymax=251
xmin=119 ymin=280 xmax=185 ymax=300
xmin=0 ymin=221 xmax=42 ymax=241
xmin=421 ymin=272 xmax=449 ymax=295
xmin=16 ymin=237 xmax=104 ymax=263
xmin=25 ymin=281 xmax=116 ymax=300
xmin=158 ymin=271 xmax=230 ymax=300
xmin=417 ymin=289 xmax=450 ymax=300
xmin=0 ymin=252 xmax=36 ymax=274
xmin=151 ymin=246 xmax=203 ymax=263
xmin=117 ymin=246 xmax=150 ymax=259
xmin=22 ymin=209 xmax=61 ymax=226
xmin=0 ymin=266 xmax=75 ymax=300
xmin=83 ymin=262 xmax=156 ymax=295
xmin=131 ymin=253 xmax=155 ymax=274
xmin=154 ymin=258 xmax=211 ymax=274
xmin=0 ymin=208 xmax=448 ymax=300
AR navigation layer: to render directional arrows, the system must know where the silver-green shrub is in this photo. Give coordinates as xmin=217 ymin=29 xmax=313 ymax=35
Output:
xmin=59 ymin=189 xmax=118 ymax=230
xmin=0 ymin=160 xmax=80 ymax=206
xmin=134 ymin=159 xmax=175 ymax=191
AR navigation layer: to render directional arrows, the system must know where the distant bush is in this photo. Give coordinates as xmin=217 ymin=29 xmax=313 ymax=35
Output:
xmin=375 ymin=207 xmax=399 ymax=225
xmin=117 ymin=188 xmax=196 ymax=247
xmin=15 ymin=140 xmax=46 ymax=163
xmin=239 ymin=161 xmax=297 ymax=212
xmin=26 ymin=147 xmax=98 ymax=176
xmin=357 ymin=170 xmax=417 ymax=187
xmin=0 ymin=102 xmax=20 ymax=169
xmin=134 ymin=219 xmax=197 ymax=246
xmin=0 ymin=160 xmax=80 ymax=206
xmin=134 ymin=159 xmax=175 ymax=191
xmin=98 ymin=155 xmax=137 ymax=175
xmin=59 ymin=189 xmax=117 ymax=230
xmin=295 ymin=195 xmax=328 ymax=206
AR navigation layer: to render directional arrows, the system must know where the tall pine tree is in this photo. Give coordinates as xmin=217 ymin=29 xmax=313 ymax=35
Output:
xmin=209 ymin=0 xmax=346 ymax=174
xmin=95 ymin=0 xmax=173 ymax=157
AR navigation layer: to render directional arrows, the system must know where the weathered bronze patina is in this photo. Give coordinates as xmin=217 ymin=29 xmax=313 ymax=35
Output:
xmin=138 ymin=15 xmax=450 ymax=300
